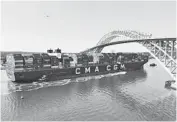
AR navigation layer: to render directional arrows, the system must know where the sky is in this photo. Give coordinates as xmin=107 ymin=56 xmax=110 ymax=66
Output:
xmin=1 ymin=1 xmax=176 ymax=53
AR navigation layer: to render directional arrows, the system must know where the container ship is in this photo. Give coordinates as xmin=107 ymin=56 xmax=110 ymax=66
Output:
xmin=5 ymin=48 xmax=149 ymax=83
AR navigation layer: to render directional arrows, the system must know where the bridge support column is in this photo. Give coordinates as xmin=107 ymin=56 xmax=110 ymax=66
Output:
xmin=158 ymin=40 xmax=162 ymax=59
xmin=171 ymin=40 xmax=175 ymax=59
xmin=165 ymin=41 xmax=168 ymax=64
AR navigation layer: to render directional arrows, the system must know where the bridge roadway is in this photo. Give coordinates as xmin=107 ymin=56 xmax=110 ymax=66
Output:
xmin=81 ymin=38 xmax=176 ymax=53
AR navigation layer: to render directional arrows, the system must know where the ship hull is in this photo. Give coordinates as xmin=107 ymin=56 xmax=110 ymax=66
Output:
xmin=12 ymin=61 xmax=146 ymax=83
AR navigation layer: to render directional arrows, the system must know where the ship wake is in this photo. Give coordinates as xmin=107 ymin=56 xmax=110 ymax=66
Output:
xmin=1 ymin=71 xmax=126 ymax=95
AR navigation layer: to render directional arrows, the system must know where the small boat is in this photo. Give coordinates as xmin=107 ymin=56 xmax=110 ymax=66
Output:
xmin=165 ymin=80 xmax=176 ymax=90
xmin=150 ymin=63 xmax=157 ymax=67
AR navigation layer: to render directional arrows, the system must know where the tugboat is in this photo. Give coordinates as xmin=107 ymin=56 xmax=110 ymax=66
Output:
xmin=5 ymin=48 xmax=149 ymax=83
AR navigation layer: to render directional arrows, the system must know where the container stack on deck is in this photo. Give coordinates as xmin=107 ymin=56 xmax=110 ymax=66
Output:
xmin=5 ymin=51 xmax=149 ymax=72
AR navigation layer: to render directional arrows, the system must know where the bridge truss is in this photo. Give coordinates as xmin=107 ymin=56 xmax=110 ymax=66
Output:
xmin=81 ymin=30 xmax=176 ymax=79
xmin=140 ymin=38 xmax=176 ymax=79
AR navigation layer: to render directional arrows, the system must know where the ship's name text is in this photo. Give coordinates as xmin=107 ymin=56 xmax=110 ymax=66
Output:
xmin=75 ymin=64 xmax=125 ymax=75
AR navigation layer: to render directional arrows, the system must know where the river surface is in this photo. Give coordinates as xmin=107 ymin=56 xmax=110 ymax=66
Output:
xmin=1 ymin=59 xmax=176 ymax=121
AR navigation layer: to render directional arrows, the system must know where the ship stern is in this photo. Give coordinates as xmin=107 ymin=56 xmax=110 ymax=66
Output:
xmin=5 ymin=55 xmax=15 ymax=81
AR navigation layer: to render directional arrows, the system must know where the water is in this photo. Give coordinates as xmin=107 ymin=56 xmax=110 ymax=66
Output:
xmin=1 ymin=59 xmax=176 ymax=121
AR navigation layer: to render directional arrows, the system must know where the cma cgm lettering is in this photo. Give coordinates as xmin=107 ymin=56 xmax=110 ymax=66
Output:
xmin=75 ymin=64 xmax=125 ymax=75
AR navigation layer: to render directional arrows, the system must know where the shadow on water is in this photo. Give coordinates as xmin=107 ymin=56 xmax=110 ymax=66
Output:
xmin=67 ymin=69 xmax=147 ymax=99
xmin=97 ymin=69 xmax=147 ymax=92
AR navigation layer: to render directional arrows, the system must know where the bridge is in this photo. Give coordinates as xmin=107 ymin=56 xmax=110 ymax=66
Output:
xmin=81 ymin=30 xmax=176 ymax=80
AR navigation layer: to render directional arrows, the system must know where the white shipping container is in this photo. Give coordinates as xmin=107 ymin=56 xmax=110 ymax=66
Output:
xmin=43 ymin=64 xmax=51 ymax=67
xmin=15 ymin=60 xmax=23 ymax=63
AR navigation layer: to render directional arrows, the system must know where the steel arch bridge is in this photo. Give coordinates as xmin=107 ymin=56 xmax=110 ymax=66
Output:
xmin=81 ymin=30 xmax=176 ymax=80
